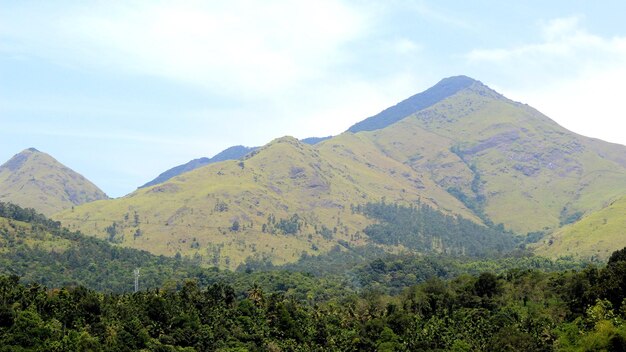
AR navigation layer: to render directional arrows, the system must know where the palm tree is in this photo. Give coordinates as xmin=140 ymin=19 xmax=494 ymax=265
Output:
xmin=248 ymin=283 xmax=264 ymax=307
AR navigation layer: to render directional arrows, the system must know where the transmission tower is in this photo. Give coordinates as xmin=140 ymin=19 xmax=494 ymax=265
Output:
xmin=134 ymin=268 xmax=140 ymax=293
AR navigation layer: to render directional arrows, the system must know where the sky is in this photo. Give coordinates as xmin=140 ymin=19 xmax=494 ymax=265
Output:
xmin=2 ymin=1 xmax=626 ymax=197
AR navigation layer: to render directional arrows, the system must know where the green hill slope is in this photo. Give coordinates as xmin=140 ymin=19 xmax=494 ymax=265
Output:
xmin=54 ymin=76 xmax=626 ymax=265
xmin=0 ymin=202 xmax=199 ymax=291
xmin=140 ymin=137 xmax=330 ymax=189
xmin=56 ymin=136 xmax=477 ymax=269
xmin=0 ymin=201 xmax=355 ymax=296
xmin=347 ymin=75 xmax=476 ymax=132
xmin=0 ymin=148 xmax=108 ymax=215
xmin=533 ymin=194 xmax=626 ymax=260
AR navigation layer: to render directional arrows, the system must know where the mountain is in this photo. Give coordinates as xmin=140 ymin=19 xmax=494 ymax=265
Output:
xmin=0 ymin=148 xmax=108 ymax=215
xmin=56 ymin=135 xmax=473 ymax=269
xmin=55 ymin=76 xmax=626 ymax=266
xmin=139 ymin=145 xmax=257 ymax=188
xmin=360 ymin=77 xmax=626 ymax=234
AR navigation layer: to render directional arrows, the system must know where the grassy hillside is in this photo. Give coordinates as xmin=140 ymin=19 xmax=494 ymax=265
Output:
xmin=54 ymin=76 xmax=626 ymax=265
xmin=141 ymin=137 xmax=329 ymax=189
xmin=534 ymin=194 xmax=626 ymax=261
xmin=0 ymin=148 xmax=108 ymax=215
xmin=347 ymin=75 xmax=476 ymax=132
xmin=0 ymin=202 xmax=199 ymax=291
xmin=368 ymin=80 xmax=626 ymax=233
xmin=56 ymin=136 xmax=476 ymax=269
xmin=0 ymin=202 xmax=355 ymax=298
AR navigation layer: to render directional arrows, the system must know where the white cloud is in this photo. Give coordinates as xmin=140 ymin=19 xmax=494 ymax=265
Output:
xmin=466 ymin=16 xmax=626 ymax=69
xmin=1 ymin=1 xmax=371 ymax=98
xmin=410 ymin=2 xmax=473 ymax=30
xmin=504 ymin=67 xmax=626 ymax=145
xmin=392 ymin=38 xmax=421 ymax=55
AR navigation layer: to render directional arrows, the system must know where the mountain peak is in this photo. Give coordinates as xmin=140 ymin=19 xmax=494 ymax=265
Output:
xmin=0 ymin=148 xmax=108 ymax=215
xmin=269 ymin=135 xmax=301 ymax=145
xmin=347 ymin=75 xmax=486 ymax=133
xmin=436 ymin=75 xmax=478 ymax=87
xmin=2 ymin=148 xmax=49 ymax=172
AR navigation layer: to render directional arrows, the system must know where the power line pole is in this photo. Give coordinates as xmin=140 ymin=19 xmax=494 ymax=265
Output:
xmin=134 ymin=268 xmax=140 ymax=293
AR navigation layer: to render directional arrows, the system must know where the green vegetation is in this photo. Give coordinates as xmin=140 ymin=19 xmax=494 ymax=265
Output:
xmin=347 ymin=75 xmax=476 ymax=133
xmin=349 ymin=252 xmax=585 ymax=295
xmin=0 ymin=202 xmax=353 ymax=300
xmin=52 ymin=79 xmax=626 ymax=265
xmin=355 ymin=201 xmax=517 ymax=256
xmin=6 ymin=76 xmax=626 ymax=349
xmin=368 ymin=81 xmax=626 ymax=235
xmin=448 ymin=145 xmax=489 ymax=223
xmin=140 ymin=145 xmax=256 ymax=189
xmin=1 ymin=247 xmax=624 ymax=351
xmin=0 ymin=201 xmax=585 ymax=299
xmin=4 ymin=76 xmax=626 ymax=266
xmin=5 ymin=201 xmax=626 ymax=350
xmin=0 ymin=202 xmax=200 ymax=291
xmin=536 ymin=194 xmax=626 ymax=260
xmin=55 ymin=135 xmax=471 ymax=269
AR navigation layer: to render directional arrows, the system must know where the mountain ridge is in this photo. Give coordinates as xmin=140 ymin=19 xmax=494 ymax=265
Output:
xmin=140 ymin=137 xmax=333 ymax=189
xmin=139 ymin=145 xmax=257 ymax=189
xmin=51 ymin=75 xmax=626 ymax=265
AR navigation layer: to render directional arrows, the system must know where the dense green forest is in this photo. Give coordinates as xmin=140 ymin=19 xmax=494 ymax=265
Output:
xmin=354 ymin=201 xmax=518 ymax=256
xmin=3 ymin=201 xmax=625 ymax=350
xmin=0 ymin=202 xmax=354 ymax=301
xmin=1 ymin=250 xmax=626 ymax=351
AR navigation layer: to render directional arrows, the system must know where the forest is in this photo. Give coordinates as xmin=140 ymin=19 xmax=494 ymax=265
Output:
xmin=1 ymin=249 xmax=626 ymax=351
xmin=2 ymin=202 xmax=626 ymax=350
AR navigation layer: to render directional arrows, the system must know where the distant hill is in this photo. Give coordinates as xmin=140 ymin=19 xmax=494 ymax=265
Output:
xmin=0 ymin=148 xmax=107 ymax=215
xmin=301 ymin=136 xmax=332 ymax=145
xmin=56 ymin=76 xmax=626 ymax=266
xmin=141 ymin=138 xmax=332 ymax=189
xmin=139 ymin=145 xmax=256 ymax=188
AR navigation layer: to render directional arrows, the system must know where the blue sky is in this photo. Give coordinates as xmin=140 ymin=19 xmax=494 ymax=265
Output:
xmin=2 ymin=1 xmax=626 ymax=197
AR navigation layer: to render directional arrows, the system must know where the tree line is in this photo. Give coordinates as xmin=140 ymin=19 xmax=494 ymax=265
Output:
xmin=1 ymin=249 xmax=625 ymax=350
